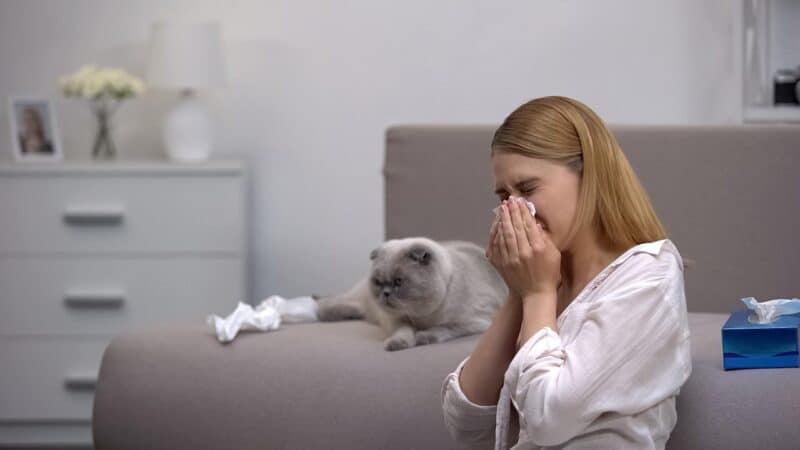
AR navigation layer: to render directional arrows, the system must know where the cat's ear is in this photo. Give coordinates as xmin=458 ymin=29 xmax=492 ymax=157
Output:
xmin=369 ymin=247 xmax=380 ymax=261
xmin=407 ymin=246 xmax=432 ymax=265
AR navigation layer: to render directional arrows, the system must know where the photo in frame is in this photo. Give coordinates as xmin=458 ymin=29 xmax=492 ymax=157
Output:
xmin=8 ymin=97 xmax=63 ymax=162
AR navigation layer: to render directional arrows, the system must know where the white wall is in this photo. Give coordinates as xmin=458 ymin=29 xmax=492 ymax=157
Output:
xmin=0 ymin=0 xmax=742 ymax=302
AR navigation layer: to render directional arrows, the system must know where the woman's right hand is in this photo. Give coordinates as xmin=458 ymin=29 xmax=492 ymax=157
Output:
xmin=487 ymin=210 xmax=521 ymax=293
xmin=487 ymin=211 xmax=524 ymax=340
xmin=485 ymin=210 xmax=501 ymax=265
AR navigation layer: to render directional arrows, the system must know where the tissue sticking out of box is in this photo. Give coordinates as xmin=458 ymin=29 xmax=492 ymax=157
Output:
xmin=492 ymin=196 xmax=536 ymax=217
xmin=207 ymin=295 xmax=318 ymax=343
xmin=741 ymin=296 xmax=800 ymax=324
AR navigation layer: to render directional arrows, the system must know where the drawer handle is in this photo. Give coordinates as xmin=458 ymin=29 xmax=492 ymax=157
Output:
xmin=64 ymin=372 xmax=98 ymax=391
xmin=62 ymin=205 xmax=125 ymax=224
xmin=64 ymin=289 xmax=126 ymax=308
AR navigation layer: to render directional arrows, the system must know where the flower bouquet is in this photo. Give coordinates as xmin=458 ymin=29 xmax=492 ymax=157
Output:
xmin=58 ymin=65 xmax=145 ymax=159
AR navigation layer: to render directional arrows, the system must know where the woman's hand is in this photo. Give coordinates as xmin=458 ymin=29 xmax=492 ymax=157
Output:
xmin=485 ymin=197 xmax=562 ymax=299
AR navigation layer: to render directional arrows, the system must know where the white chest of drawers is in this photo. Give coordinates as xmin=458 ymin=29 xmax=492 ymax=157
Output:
xmin=0 ymin=160 xmax=247 ymax=447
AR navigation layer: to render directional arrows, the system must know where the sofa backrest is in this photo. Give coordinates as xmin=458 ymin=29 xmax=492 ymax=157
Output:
xmin=383 ymin=124 xmax=800 ymax=313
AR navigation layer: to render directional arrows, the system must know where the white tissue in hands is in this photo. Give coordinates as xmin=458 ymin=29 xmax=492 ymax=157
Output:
xmin=207 ymin=295 xmax=318 ymax=343
xmin=492 ymin=196 xmax=536 ymax=217
xmin=741 ymin=296 xmax=800 ymax=324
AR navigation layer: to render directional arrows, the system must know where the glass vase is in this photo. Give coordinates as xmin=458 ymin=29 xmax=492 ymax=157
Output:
xmin=90 ymin=96 xmax=120 ymax=159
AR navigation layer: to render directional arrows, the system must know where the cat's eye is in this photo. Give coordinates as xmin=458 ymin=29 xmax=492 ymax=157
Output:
xmin=393 ymin=277 xmax=402 ymax=286
xmin=371 ymin=277 xmax=381 ymax=285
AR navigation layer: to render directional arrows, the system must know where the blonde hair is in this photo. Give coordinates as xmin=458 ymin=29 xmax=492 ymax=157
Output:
xmin=491 ymin=95 xmax=693 ymax=270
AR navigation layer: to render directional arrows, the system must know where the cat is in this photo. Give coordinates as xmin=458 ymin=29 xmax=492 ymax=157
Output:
xmin=314 ymin=237 xmax=508 ymax=351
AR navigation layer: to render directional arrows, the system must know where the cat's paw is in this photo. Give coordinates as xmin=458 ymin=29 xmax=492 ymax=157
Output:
xmin=414 ymin=330 xmax=441 ymax=346
xmin=384 ymin=336 xmax=413 ymax=351
xmin=317 ymin=303 xmax=364 ymax=322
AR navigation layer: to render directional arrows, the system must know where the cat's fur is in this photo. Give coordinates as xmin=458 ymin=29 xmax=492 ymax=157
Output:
xmin=314 ymin=237 xmax=508 ymax=351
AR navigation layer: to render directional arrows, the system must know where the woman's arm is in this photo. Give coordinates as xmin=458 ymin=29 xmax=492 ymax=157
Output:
xmin=440 ymin=292 xmax=523 ymax=446
xmin=517 ymin=291 xmax=558 ymax=352
xmin=458 ymin=292 xmax=523 ymax=406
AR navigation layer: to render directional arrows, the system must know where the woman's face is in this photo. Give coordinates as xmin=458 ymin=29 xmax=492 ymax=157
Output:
xmin=491 ymin=151 xmax=581 ymax=251
xmin=22 ymin=109 xmax=41 ymax=134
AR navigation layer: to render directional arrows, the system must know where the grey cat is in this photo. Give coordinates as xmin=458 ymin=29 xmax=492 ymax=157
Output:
xmin=314 ymin=237 xmax=508 ymax=351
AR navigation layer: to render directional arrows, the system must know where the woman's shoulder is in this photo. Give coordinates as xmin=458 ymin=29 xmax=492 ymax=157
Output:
xmin=611 ymin=238 xmax=684 ymax=287
xmin=646 ymin=238 xmax=683 ymax=276
xmin=626 ymin=238 xmax=680 ymax=260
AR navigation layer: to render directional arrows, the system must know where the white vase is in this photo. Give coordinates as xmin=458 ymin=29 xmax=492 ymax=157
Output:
xmin=164 ymin=89 xmax=212 ymax=162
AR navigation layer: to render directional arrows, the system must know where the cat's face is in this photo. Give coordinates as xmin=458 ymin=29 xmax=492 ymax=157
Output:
xmin=368 ymin=240 xmax=448 ymax=317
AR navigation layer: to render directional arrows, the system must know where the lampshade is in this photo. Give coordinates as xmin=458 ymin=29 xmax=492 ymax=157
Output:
xmin=147 ymin=21 xmax=225 ymax=90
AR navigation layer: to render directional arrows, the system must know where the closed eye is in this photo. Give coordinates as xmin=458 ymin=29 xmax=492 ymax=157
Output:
xmin=493 ymin=177 xmax=541 ymax=199
xmin=496 ymin=187 xmax=536 ymax=202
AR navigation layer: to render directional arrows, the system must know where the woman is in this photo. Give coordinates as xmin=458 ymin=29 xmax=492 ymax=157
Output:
xmin=18 ymin=107 xmax=54 ymax=154
xmin=441 ymin=96 xmax=691 ymax=449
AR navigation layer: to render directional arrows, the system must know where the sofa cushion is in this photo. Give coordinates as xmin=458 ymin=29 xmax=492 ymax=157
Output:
xmin=92 ymin=312 xmax=800 ymax=449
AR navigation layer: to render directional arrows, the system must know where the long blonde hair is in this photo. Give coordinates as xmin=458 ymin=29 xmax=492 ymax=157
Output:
xmin=491 ymin=95 xmax=692 ymax=269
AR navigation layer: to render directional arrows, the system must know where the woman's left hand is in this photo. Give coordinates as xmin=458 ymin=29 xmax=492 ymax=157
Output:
xmin=486 ymin=197 xmax=562 ymax=299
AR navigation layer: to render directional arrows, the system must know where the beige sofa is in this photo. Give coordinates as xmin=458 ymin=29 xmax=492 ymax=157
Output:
xmin=92 ymin=124 xmax=800 ymax=449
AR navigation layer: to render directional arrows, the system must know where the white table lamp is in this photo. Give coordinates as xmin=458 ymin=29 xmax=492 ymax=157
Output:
xmin=147 ymin=21 xmax=225 ymax=162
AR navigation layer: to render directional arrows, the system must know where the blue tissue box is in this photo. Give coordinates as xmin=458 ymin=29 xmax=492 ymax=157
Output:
xmin=721 ymin=309 xmax=800 ymax=370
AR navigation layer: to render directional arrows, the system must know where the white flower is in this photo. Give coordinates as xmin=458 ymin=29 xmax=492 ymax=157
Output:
xmin=82 ymin=76 xmax=105 ymax=98
xmin=58 ymin=65 xmax=146 ymax=100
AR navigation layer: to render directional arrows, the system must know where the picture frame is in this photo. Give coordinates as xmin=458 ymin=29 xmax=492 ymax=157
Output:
xmin=8 ymin=96 xmax=63 ymax=162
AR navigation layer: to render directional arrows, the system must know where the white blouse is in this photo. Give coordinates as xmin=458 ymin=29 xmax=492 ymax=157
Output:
xmin=441 ymin=238 xmax=692 ymax=449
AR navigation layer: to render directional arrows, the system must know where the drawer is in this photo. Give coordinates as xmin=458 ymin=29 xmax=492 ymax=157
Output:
xmin=0 ymin=256 xmax=244 ymax=335
xmin=0 ymin=173 xmax=243 ymax=253
xmin=0 ymin=336 xmax=109 ymax=421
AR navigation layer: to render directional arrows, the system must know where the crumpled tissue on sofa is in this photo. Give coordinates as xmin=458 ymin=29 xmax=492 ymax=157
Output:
xmin=207 ymin=295 xmax=318 ymax=343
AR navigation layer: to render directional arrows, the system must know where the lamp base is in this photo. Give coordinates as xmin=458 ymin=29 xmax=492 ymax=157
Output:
xmin=164 ymin=90 xmax=212 ymax=162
